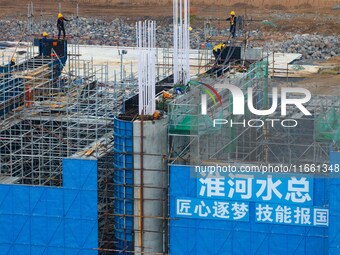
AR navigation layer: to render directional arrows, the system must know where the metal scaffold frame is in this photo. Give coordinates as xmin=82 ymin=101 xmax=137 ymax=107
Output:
xmin=0 ymin=38 xmax=142 ymax=254
xmin=0 ymin=41 xmax=115 ymax=183
xmin=168 ymin=56 xmax=340 ymax=166
xmin=0 ymin=30 xmax=179 ymax=254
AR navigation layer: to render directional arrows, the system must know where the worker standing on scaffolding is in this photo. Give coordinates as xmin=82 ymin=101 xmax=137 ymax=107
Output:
xmin=10 ymin=58 xmax=16 ymax=70
xmin=10 ymin=58 xmax=15 ymax=66
xmin=57 ymin=13 xmax=70 ymax=40
xmin=42 ymin=32 xmax=49 ymax=56
xmin=226 ymin=11 xmax=237 ymax=38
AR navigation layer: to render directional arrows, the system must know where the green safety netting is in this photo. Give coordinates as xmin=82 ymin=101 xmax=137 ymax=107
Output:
xmin=247 ymin=60 xmax=269 ymax=80
xmin=315 ymin=107 xmax=340 ymax=146
xmin=262 ymin=20 xmax=277 ymax=28
xmin=168 ymin=60 xmax=269 ymax=136
xmin=168 ymin=108 xmax=222 ymax=135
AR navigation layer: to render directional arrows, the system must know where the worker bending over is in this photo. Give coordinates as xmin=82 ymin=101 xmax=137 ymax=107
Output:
xmin=226 ymin=11 xmax=237 ymax=38
xmin=213 ymin=43 xmax=226 ymax=62
xmin=57 ymin=13 xmax=70 ymax=40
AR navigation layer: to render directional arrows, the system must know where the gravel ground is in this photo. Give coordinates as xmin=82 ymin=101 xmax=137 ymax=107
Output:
xmin=1 ymin=17 xmax=339 ymax=60
xmin=0 ymin=17 xmax=205 ymax=48
xmin=264 ymin=34 xmax=340 ymax=60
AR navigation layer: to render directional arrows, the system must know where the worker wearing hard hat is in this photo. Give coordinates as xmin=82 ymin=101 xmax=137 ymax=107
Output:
xmin=57 ymin=13 xmax=70 ymax=40
xmin=10 ymin=57 xmax=15 ymax=67
xmin=42 ymin=32 xmax=49 ymax=56
xmin=213 ymin=43 xmax=226 ymax=61
xmin=226 ymin=11 xmax=237 ymax=38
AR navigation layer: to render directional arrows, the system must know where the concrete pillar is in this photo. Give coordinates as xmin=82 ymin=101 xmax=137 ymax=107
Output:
xmin=133 ymin=119 xmax=167 ymax=254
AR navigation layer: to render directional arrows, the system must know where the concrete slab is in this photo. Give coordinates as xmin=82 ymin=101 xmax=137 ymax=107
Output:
xmin=1 ymin=42 xmax=213 ymax=81
xmin=77 ymin=45 xmax=212 ymax=80
xmin=271 ymin=63 xmax=321 ymax=78
xmin=268 ymin=52 xmax=302 ymax=70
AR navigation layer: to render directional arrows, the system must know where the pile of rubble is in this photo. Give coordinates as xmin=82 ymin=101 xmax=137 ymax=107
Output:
xmin=267 ymin=34 xmax=340 ymax=60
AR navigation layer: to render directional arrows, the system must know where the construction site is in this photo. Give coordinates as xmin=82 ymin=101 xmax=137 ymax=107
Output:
xmin=0 ymin=0 xmax=340 ymax=255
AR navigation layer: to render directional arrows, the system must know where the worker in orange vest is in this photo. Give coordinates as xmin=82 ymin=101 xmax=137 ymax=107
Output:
xmin=226 ymin=11 xmax=237 ymax=38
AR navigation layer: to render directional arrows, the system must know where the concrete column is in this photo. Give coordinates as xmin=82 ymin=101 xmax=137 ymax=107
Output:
xmin=133 ymin=119 xmax=167 ymax=254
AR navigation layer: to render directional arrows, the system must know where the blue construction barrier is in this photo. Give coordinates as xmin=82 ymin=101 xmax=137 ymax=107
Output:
xmin=329 ymin=151 xmax=340 ymax=255
xmin=0 ymin=158 xmax=98 ymax=255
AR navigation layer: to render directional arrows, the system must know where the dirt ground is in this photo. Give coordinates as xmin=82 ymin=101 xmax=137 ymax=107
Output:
xmin=296 ymin=56 xmax=340 ymax=95
xmin=0 ymin=1 xmax=339 ymax=36
xmin=0 ymin=1 xmax=339 ymax=41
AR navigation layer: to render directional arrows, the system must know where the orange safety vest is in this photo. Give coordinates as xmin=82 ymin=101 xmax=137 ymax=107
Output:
xmin=230 ymin=16 xmax=235 ymax=26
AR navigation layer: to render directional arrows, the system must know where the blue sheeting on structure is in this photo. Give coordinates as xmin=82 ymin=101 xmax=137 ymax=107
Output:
xmin=169 ymin=164 xmax=330 ymax=255
xmin=329 ymin=151 xmax=340 ymax=255
xmin=0 ymin=158 xmax=98 ymax=255
xmin=113 ymin=118 xmax=134 ymax=254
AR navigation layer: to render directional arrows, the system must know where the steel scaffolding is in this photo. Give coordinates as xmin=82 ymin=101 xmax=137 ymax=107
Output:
xmin=168 ymin=56 xmax=340 ymax=166
xmin=0 ymin=40 xmax=140 ymax=254
xmin=1 ymin=31 xmax=194 ymax=253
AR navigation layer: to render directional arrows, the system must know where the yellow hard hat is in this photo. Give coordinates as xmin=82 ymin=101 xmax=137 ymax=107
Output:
xmin=43 ymin=32 xmax=48 ymax=37
xmin=213 ymin=43 xmax=224 ymax=51
xmin=189 ymin=26 xmax=193 ymax=31
xmin=58 ymin=13 xmax=63 ymax=19
xmin=11 ymin=57 xmax=15 ymax=62
xmin=230 ymin=11 xmax=236 ymax=16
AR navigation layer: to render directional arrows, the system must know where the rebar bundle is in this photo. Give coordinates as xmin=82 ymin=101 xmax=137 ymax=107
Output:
xmin=136 ymin=20 xmax=157 ymax=115
xmin=173 ymin=0 xmax=190 ymax=85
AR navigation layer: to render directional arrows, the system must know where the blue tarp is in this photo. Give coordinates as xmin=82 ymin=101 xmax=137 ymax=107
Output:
xmin=0 ymin=158 xmax=98 ymax=255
